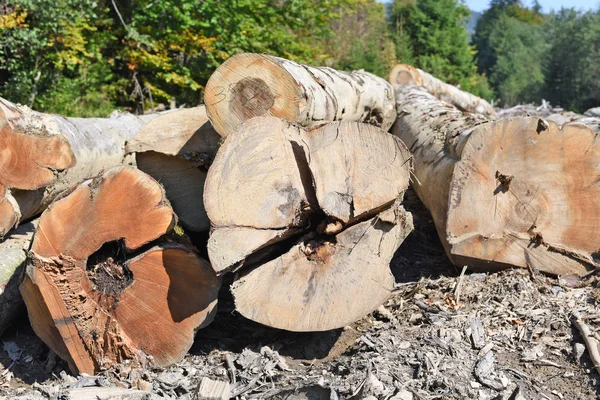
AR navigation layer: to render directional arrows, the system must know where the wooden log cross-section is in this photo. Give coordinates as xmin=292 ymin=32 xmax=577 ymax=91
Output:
xmin=19 ymin=167 xmax=221 ymax=375
xmin=0 ymin=97 xmax=157 ymax=237
xmin=392 ymin=85 xmax=600 ymax=277
xmin=125 ymin=106 xmax=221 ymax=231
xmin=204 ymin=53 xmax=397 ymax=137
xmin=389 ymin=64 xmax=496 ymax=118
xmin=205 ymin=117 xmax=413 ymax=331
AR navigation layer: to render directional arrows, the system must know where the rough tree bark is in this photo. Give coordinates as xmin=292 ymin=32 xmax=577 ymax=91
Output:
xmin=204 ymin=53 xmax=396 ymax=137
xmin=0 ymin=219 xmax=37 ymax=337
xmin=125 ymin=107 xmax=221 ymax=231
xmin=0 ymin=97 xmax=157 ymax=237
xmin=392 ymin=86 xmax=600 ymax=277
xmin=205 ymin=117 xmax=413 ymax=331
xmin=20 ymin=166 xmax=221 ymax=375
xmin=389 ymin=64 xmax=496 ymax=118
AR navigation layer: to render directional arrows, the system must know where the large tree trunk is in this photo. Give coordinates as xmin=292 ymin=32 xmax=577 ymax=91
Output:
xmin=204 ymin=53 xmax=396 ymax=137
xmin=125 ymin=107 xmax=221 ymax=231
xmin=392 ymin=86 xmax=600 ymax=277
xmin=0 ymin=98 xmax=157 ymax=237
xmin=20 ymin=166 xmax=221 ymax=375
xmin=0 ymin=219 xmax=36 ymax=337
xmin=389 ymin=64 xmax=496 ymax=118
xmin=205 ymin=117 xmax=413 ymax=331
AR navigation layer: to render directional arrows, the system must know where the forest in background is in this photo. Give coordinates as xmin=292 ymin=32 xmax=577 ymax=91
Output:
xmin=0 ymin=0 xmax=598 ymax=117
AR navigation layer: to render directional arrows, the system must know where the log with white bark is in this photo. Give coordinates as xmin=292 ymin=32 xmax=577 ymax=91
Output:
xmin=20 ymin=166 xmax=221 ymax=374
xmin=204 ymin=53 xmax=396 ymax=137
xmin=389 ymin=64 xmax=496 ymax=118
xmin=125 ymin=107 xmax=221 ymax=231
xmin=497 ymin=103 xmax=600 ymax=133
xmin=392 ymin=85 xmax=600 ymax=277
xmin=0 ymin=219 xmax=37 ymax=337
xmin=205 ymin=117 xmax=413 ymax=331
xmin=0 ymin=98 xmax=157 ymax=237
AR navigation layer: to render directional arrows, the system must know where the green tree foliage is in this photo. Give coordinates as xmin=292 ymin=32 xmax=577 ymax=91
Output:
xmin=486 ymin=15 xmax=546 ymax=106
xmin=390 ymin=0 xmax=493 ymax=100
xmin=543 ymin=9 xmax=600 ymax=112
xmin=319 ymin=0 xmax=397 ymax=77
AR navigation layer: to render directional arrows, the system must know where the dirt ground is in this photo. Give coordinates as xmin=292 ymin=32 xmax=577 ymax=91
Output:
xmin=1 ymin=189 xmax=599 ymax=399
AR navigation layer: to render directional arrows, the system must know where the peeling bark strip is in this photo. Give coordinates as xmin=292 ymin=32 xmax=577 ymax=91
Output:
xmin=205 ymin=117 xmax=413 ymax=331
xmin=204 ymin=53 xmax=397 ymax=137
xmin=0 ymin=97 xmax=158 ymax=237
xmin=389 ymin=64 xmax=496 ymax=118
xmin=125 ymin=107 xmax=221 ymax=231
xmin=19 ymin=167 xmax=221 ymax=375
xmin=392 ymin=86 xmax=600 ymax=277
xmin=0 ymin=220 xmax=37 ymax=337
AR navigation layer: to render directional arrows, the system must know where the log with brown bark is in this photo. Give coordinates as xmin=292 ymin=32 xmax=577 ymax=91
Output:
xmin=19 ymin=166 xmax=221 ymax=374
xmin=204 ymin=53 xmax=396 ymax=137
xmin=0 ymin=98 xmax=157 ymax=237
xmin=392 ymin=85 xmax=600 ymax=277
xmin=0 ymin=219 xmax=37 ymax=337
xmin=389 ymin=64 xmax=496 ymax=118
xmin=125 ymin=107 xmax=221 ymax=231
xmin=205 ymin=117 xmax=413 ymax=331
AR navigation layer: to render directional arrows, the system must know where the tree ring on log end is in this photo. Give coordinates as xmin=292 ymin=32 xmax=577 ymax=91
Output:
xmin=20 ymin=166 xmax=221 ymax=375
xmin=447 ymin=117 xmax=600 ymax=276
xmin=230 ymin=77 xmax=276 ymax=119
xmin=0 ymin=122 xmax=75 ymax=190
xmin=232 ymin=208 xmax=413 ymax=332
xmin=204 ymin=53 xmax=302 ymax=137
xmin=388 ymin=64 xmax=423 ymax=87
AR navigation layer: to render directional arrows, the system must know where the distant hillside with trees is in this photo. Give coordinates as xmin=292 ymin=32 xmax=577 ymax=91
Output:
xmin=0 ymin=0 xmax=598 ymax=116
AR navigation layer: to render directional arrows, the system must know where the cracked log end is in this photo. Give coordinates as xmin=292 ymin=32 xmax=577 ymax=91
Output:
xmin=205 ymin=117 xmax=313 ymax=274
xmin=206 ymin=117 xmax=414 ymax=330
xmin=447 ymin=117 xmax=600 ymax=276
xmin=0 ymin=122 xmax=75 ymax=190
xmin=232 ymin=206 xmax=413 ymax=332
xmin=304 ymin=121 xmax=412 ymax=224
xmin=389 ymin=64 xmax=423 ymax=87
xmin=19 ymin=166 xmax=221 ymax=375
xmin=204 ymin=53 xmax=302 ymax=137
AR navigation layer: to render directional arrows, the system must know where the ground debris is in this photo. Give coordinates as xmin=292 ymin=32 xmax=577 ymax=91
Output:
xmin=1 ymin=190 xmax=599 ymax=399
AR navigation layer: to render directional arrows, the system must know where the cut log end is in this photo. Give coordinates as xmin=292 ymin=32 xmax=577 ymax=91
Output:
xmin=232 ymin=206 xmax=413 ymax=332
xmin=205 ymin=54 xmax=301 ymax=137
xmin=137 ymin=151 xmax=209 ymax=231
xmin=206 ymin=116 xmax=414 ymax=330
xmin=0 ymin=187 xmax=20 ymax=237
xmin=447 ymin=118 xmax=600 ymax=276
xmin=389 ymin=64 xmax=423 ymax=87
xmin=20 ymin=167 xmax=220 ymax=374
xmin=0 ymin=122 xmax=75 ymax=190
xmin=124 ymin=106 xmax=221 ymax=166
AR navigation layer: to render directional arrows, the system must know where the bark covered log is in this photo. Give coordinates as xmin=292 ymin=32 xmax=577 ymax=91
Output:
xmin=0 ymin=98 xmax=157 ymax=237
xmin=0 ymin=219 xmax=37 ymax=337
xmin=392 ymin=86 xmax=600 ymax=277
xmin=205 ymin=117 xmax=413 ymax=331
xmin=204 ymin=53 xmax=396 ymax=137
xmin=125 ymin=107 xmax=221 ymax=231
xmin=389 ymin=64 xmax=496 ymax=118
xmin=20 ymin=166 xmax=221 ymax=374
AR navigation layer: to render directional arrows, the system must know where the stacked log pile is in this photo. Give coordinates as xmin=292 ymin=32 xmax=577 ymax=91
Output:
xmin=0 ymin=53 xmax=598 ymax=375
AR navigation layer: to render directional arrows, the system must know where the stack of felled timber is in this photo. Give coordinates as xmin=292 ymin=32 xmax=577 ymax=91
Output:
xmin=0 ymin=53 xmax=598 ymax=376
